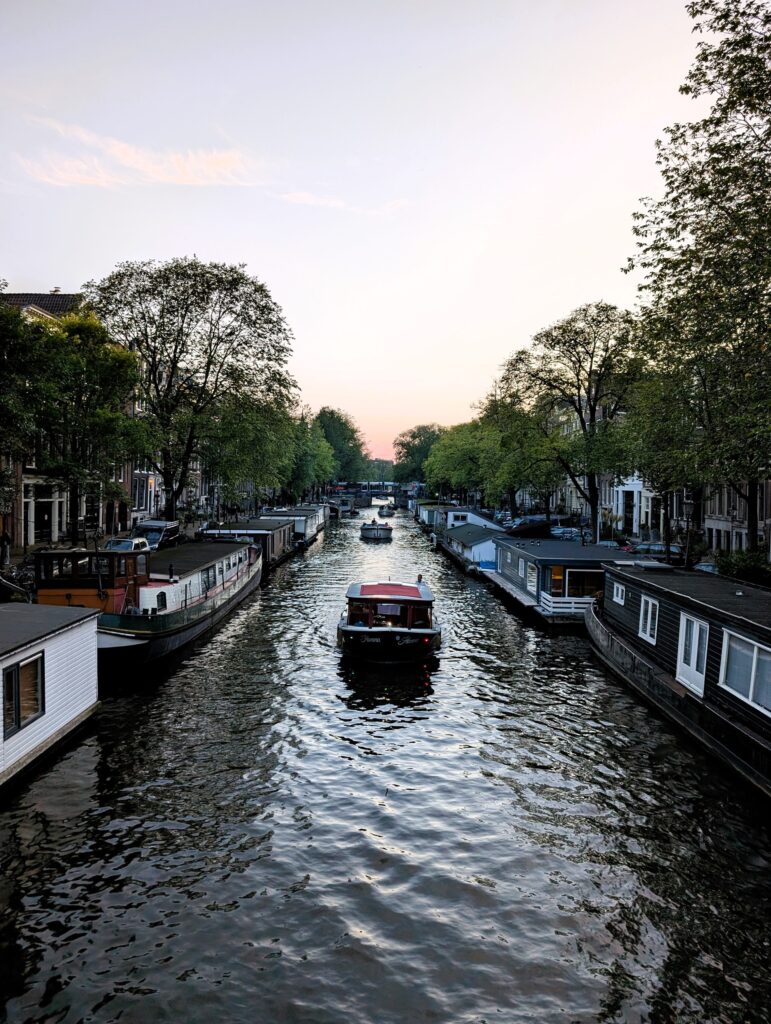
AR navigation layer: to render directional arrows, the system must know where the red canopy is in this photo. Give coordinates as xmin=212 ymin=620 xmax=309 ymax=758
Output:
xmin=359 ymin=583 xmax=422 ymax=599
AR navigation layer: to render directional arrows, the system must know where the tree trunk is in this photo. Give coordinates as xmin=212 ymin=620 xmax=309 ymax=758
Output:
xmin=746 ymin=479 xmax=759 ymax=552
xmin=587 ymin=473 xmax=600 ymax=543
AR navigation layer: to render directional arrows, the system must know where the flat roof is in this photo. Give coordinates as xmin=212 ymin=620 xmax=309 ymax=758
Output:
xmin=446 ymin=524 xmax=500 ymax=545
xmin=345 ymin=580 xmax=435 ymax=602
xmin=150 ymin=542 xmax=251 ymax=578
xmin=493 ymin=536 xmax=612 ymax=563
xmin=0 ymin=604 xmax=98 ymax=659
xmin=606 ymin=563 xmax=771 ymax=631
xmin=200 ymin=518 xmax=290 ymax=533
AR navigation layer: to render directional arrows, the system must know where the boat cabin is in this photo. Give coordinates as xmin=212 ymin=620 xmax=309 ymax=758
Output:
xmin=35 ymin=550 xmax=150 ymax=613
xmin=197 ymin=518 xmax=295 ymax=565
xmin=491 ymin=536 xmax=608 ymax=621
xmin=1 ymin=604 xmax=99 ymax=789
xmin=344 ymin=581 xmax=434 ymax=629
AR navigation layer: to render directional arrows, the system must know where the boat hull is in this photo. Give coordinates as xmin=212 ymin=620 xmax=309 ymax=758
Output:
xmin=337 ymin=624 xmax=440 ymax=661
xmin=97 ymin=560 xmax=262 ymax=670
xmin=360 ymin=525 xmax=393 ymax=541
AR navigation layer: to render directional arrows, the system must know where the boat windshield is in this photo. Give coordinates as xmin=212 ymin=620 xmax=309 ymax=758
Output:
xmin=347 ymin=600 xmax=432 ymax=628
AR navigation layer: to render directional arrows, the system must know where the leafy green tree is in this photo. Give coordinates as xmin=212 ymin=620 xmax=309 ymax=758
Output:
xmin=36 ymin=313 xmax=142 ymax=540
xmin=628 ymin=0 xmax=771 ymax=549
xmin=499 ymin=302 xmax=643 ymax=537
xmin=424 ymin=421 xmax=485 ymax=502
xmin=314 ymin=407 xmax=367 ymax=482
xmin=85 ymin=257 xmax=295 ymax=519
xmin=363 ymin=458 xmax=395 ymax=482
xmin=285 ymin=412 xmax=336 ymax=501
xmin=392 ymin=424 xmax=445 ymax=483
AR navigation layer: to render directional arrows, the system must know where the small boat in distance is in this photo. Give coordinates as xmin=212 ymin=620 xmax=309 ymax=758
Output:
xmin=337 ymin=579 xmax=441 ymax=661
xmin=378 ymin=504 xmax=395 ymax=517
xmin=360 ymin=519 xmax=393 ymax=541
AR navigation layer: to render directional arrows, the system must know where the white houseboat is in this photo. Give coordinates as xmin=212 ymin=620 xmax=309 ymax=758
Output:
xmin=337 ymin=580 xmax=441 ymax=661
xmin=1 ymin=604 xmax=99 ymax=789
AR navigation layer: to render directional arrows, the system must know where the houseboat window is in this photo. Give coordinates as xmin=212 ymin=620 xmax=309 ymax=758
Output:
xmin=91 ymin=557 xmax=110 ymax=577
xmin=3 ymin=654 xmax=45 ymax=738
xmin=612 ymin=583 xmax=625 ymax=605
xmin=412 ymin=606 xmax=431 ymax=628
xmin=677 ymin=613 xmax=708 ymax=695
xmin=639 ymin=596 xmax=658 ymax=644
xmin=373 ymin=602 xmax=408 ymax=626
xmin=136 ymin=555 xmax=147 ymax=574
xmin=566 ymin=570 xmax=604 ymax=598
xmin=526 ymin=563 xmax=538 ymax=594
xmin=117 ymin=557 xmax=127 ymax=577
xmin=225 ymin=558 xmax=232 ymax=571
xmin=549 ymin=566 xmax=564 ymax=597
xmin=506 ymin=552 xmax=511 ymax=564
xmin=59 ymin=557 xmax=74 ymax=577
xmin=518 ymin=558 xmax=525 ymax=577
xmin=720 ymin=631 xmax=771 ymax=714
xmin=201 ymin=567 xmax=216 ymax=590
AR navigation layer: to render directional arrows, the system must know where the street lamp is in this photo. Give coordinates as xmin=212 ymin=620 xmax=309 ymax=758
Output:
xmin=683 ymin=498 xmax=694 ymax=567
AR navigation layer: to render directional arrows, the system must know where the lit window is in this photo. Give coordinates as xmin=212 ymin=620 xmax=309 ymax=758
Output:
xmin=3 ymin=654 xmax=45 ymax=737
xmin=612 ymin=583 xmax=625 ymax=605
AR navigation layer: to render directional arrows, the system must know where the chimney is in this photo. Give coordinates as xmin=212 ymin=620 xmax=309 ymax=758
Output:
xmin=50 ymin=287 xmax=61 ymax=294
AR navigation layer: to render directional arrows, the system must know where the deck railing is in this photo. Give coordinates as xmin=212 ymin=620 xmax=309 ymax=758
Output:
xmin=539 ymin=593 xmax=595 ymax=616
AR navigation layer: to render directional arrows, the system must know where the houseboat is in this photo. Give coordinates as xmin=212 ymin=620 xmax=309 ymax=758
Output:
xmin=586 ymin=561 xmax=771 ymax=798
xmin=360 ymin=520 xmax=393 ymax=541
xmin=196 ymin=518 xmax=295 ymax=568
xmin=259 ymin=505 xmax=327 ymax=548
xmin=441 ymin=524 xmax=499 ymax=573
xmin=489 ymin=536 xmax=608 ymax=623
xmin=1 ymin=604 xmax=99 ymax=790
xmin=337 ymin=580 xmax=441 ymax=661
xmin=34 ymin=542 xmax=262 ymax=668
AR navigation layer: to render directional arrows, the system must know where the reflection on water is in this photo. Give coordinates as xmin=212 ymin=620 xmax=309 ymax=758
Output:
xmin=1 ymin=514 xmax=770 ymax=1023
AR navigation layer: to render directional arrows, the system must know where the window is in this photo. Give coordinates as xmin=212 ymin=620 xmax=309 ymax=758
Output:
xmin=3 ymin=654 xmax=45 ymax=737
xmin=638 ymin=595 xmax=658 ymax=644
xmin=156 ymin=592 xmax=167 ymax=611
xmin=677 ymin=613 xmax=708 ymax=695
xmin=719 ymin=631 xmax=771 ymax=716
xmin=612 ymin=583 xmax=625 ymax=605
xmin=526 ymin=563 xmax=538 ymax=594
xmin=518 ymin=558 xmax=525 ymax=577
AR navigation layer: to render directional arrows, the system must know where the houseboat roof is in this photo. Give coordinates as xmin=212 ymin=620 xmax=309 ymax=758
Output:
xmin=205 ymin=518 xmax=290 ymax=533
xmin=493 ymin=536 xmax=613 ymax=563
xmin=151 ymin=542 xmax=251 ymax=578
xmin=0 ymin=604 xmax=98 ymax=658
xmin=606 ymin=563 xmax=771 ymax=631
xmin=446 ymin=524 xmax=500 ymax=546
xmin=345 ymin=580 xmax=435 ymax=602
xmin=441 ymin=506 xmax=497 ymax=522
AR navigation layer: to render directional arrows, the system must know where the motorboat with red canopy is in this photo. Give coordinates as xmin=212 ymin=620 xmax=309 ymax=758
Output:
xmin=337 ymin=580 xmax=441 ymax=661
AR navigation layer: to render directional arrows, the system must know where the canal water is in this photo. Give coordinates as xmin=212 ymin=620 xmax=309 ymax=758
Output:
xmin=1 ymin=515 xmax=769 ymax=1023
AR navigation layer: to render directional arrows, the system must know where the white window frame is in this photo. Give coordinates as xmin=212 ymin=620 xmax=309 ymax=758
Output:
xmin=526 ymin=562 xmax=538 ymax=594
xmin=718 ymin=629 xmax=771 ymax=718
xmin=638 ymin=595 xmax=658 ymax=645
xmin=612 ymin=582 xmax=625 ymax=605
xmin=676 ymin=612 xmax=708 ymax=696
xmin=518 ymin=557 xmax=525 ymax=577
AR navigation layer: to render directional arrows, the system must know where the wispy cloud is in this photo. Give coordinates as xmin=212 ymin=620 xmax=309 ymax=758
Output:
xmin=17 ymin=118 xmax=262 ymax=187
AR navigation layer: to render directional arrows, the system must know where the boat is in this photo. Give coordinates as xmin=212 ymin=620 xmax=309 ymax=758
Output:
xmin=360 ymin=519 xmax=393 ymax=541
xmin=34 ymin=542 xmax=262 ymax=668
xmin=378 ymin=504 xmax=395 ymax=517
xmin=337 ymin=579 xmax=441 ymax=661
xmin=586 ymin=560 xmax=771 ymax=798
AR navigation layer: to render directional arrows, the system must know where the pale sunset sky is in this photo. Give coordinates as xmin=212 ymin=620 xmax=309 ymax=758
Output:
xmin=1 ymin=1 xmax=700 ymax=459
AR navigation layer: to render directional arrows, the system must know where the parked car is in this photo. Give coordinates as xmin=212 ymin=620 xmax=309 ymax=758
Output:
xmin=130 ymin=519 xmax=181 ymax=551
xmin=102 ymin=537 xmax=150 ymax=553
xmin=693 ymin=560 xmax=719 ymax=574
xmin=594 ymin=539 xmax=624 ymax=549
xmin=628 ymin=541 xmax=685 ymax=565
xmin=550 ymin=527 xmax=593 ymax=542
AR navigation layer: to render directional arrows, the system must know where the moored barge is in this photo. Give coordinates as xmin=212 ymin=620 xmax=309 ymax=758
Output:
xmin=34 ymin=542 xmax=262 ymax=668
xmin=586 ymin=561 xmax=771 ymax=797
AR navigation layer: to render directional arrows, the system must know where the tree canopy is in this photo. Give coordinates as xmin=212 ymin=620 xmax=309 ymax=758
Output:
xmin=314 ymin=407 xmax=367 ymax=482
xmin=84 ymin=257 xmax=296 ymax=519
xmin=392 ymin=424 xmax=445 ymax=483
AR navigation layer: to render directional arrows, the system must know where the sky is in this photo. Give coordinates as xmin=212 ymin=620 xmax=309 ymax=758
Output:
xmin=1 ymin=0 xmax=701 ymax=459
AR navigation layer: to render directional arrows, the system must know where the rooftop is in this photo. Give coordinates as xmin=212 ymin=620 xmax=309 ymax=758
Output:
xmin=345 ymin=580 xmax=435 ymax=602
xmin=607 ymin=563 xmax=771 ymax=631
xmin=150 ymin=542 xmax=252 ymax=578
xmin=446 ymin=524 xmax=500 ymax=545
xmin=493 ymin=536 xmax=616 ymax=563
xmin=0 ymin=604 xmax=98 ymax=659
xmin=2 ymin=292 xmax=82 ymax=318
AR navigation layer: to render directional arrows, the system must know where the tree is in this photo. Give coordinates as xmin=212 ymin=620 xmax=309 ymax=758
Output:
xmin=363 ymin=458 xmax=395 ymax=482
xmin=85 ymin=257 xmax=296 ymax=519
xmin=424 ymin=421 xmax=485 ymax=501
xmin=628 ymin=0 xmax=771 ymax=550
xmin=500 ymin=302 xmax=643 ymax=537
xmin=284 ymin=412 xmax=335 ymax=501
xmin=392 ymin=424 xmax=445 ymax=483
xmin=314 ymin=407 xmax=367 ymax=482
